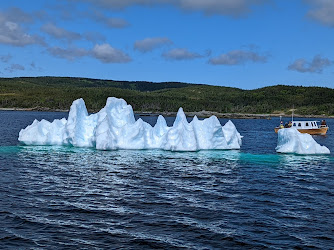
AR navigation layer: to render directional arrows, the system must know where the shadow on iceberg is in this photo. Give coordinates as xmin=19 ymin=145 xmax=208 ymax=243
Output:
xmin=18 ymin=97 xmax=242 ymax=151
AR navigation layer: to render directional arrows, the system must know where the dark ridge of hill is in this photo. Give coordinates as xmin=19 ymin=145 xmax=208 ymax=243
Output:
xmin=0 ymin=77 xmax=333 ymax=116
xmin=10 ymin=76 xmax=191 ymax=91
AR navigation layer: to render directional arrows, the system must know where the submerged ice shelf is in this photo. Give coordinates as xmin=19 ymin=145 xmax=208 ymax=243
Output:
xmin=276 ymin=128 xmax=330 ymax=155
xmin=19 ymin=97 xmax=242 ymax=151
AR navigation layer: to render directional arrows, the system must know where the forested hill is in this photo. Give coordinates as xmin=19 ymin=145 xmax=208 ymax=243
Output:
xmin=0 ymin=77 xmax=333 ymax=116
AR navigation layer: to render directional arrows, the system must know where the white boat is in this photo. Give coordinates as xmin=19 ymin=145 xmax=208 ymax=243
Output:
xmin=275 ymin=120 xmax=329 ymax=135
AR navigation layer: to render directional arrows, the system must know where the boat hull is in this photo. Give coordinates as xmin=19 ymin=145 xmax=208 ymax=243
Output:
xmin=274 ymin=127 xmax=328 ymax=135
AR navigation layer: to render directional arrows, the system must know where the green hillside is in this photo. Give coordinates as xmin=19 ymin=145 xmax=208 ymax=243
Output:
xmin=0 ymin=77 xmax=333 ymax=116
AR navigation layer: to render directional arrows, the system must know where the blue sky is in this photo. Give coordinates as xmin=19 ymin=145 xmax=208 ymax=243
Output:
xmin=0 ymin=0 xmax=333 ymax=89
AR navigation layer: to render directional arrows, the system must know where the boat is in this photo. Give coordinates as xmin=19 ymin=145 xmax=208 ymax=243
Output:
xmin=275 ymin=120 xmax=329 ymax=135
xmin=274 ymin=109 xmax=329 ymax=135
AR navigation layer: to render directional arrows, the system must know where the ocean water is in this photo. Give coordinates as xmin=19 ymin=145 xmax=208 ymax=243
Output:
xmin=1 ymin=111 xmax=334 ymax=249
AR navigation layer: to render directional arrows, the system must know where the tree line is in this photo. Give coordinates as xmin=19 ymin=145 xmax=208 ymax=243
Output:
xmin=0 ymin=77 xmax=333 ymax=116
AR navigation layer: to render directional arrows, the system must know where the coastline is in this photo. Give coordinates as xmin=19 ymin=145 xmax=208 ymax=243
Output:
xmin=140 ymin=111 xmax=334 ymax=119
xmin=1 ymin=107 xmax=333 ymax=119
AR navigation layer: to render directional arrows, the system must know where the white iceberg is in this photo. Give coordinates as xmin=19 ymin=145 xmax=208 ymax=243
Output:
xmin=18 ymin=97 xmax=242 ymax=151
xmin=276 ymin=127 xmax=330 ymax=155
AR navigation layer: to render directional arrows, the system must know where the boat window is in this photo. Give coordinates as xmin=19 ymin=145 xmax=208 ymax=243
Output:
xmin=298 ymin=123 xmax=301 ymax=127
xmin=306 ymin=122 xmax=309 ymax=126
xmin=293 ymin=123 xmax=296 ymax=126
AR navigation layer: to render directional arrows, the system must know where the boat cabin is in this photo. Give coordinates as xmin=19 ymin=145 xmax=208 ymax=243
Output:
xmin=291 ymin=121 xmax=319 ymax=129
xmin=275 ymin=119 xmax=328 ymax=135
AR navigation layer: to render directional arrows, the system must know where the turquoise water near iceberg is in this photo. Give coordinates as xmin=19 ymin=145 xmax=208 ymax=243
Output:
xmin=1 ymin=110 xmax=334 ymax=248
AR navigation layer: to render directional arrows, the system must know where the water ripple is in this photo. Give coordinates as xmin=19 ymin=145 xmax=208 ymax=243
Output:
xmin=0 ymin=145 xmax=333 ymax=248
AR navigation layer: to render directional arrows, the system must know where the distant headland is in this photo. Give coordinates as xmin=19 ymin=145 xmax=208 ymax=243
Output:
xmin=0 ymin=76 xmax=333 ymax=118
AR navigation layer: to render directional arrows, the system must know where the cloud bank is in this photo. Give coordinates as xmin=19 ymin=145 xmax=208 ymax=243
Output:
xmin=70 ymin=0 xmax=271 ymax=17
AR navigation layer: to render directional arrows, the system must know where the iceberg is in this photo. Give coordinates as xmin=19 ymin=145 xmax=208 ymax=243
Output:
xmin=18 ymin=97 xmax=242 ymax=151
xmin=276 ymin=128 xmax=330 ymax=155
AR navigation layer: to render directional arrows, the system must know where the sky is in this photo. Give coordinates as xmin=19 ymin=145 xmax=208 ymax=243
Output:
xmin=0 ymin=0 xmax=333 ymax=89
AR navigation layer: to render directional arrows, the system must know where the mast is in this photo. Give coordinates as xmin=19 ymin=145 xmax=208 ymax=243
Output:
xmin=292 ymin=105 xmax=294 ymax=122
xmin=292 ymin=109 xmax=294 ymax=122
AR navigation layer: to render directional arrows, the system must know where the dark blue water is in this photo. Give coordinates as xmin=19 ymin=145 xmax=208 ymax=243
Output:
xmin=1 ymin=111 xmax=334 ymax=249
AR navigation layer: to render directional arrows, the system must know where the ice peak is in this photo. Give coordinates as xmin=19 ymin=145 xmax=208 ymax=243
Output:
xmin=68 ymin=98 xmax=88 ymax=120
xmin=104 ymin=97 xmax=135 ymax=126
xmin=174 ymin=107 xmax=187 ymax=126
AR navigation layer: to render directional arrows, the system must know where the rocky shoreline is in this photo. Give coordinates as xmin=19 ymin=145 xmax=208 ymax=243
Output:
xmin=140 ymin=111 xmax=334 ymax=119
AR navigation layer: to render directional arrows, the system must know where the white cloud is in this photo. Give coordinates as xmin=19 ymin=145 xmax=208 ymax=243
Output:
xmin=177 ymin=0 xmax=269 ymax=16
xmin=305 ymin=0 xmax=334 ymax=26
xmin=70 ymin=0 xmax=168 ymax=9
xmin=5 ymin=7 xmax=33 ymax=23
xmin=41 ymin=23 xmax=106 ymax=43
xmin=41 ymin=23 xmax=81 ymax=41
xmin=0 ymin=17 xmax=44 ymax=47
xmin=47 ymin=46 xmax=89 ymax=60
xmin=46 ymin=43 xmax=131 ymax=63
xmin=0 ymin=8 xmax=45 ymax=47
xmin=162 ymin=48 xmax=202 ymax=60
xmin=92 ymin=43 xmax=131 ymax=63
xmin=90 ymin=10 xmax=129 ymax=28
xmin=209 ymin=49 xmax=268 ymax=65
xmin=134 ymin=37 xmax=172 ymax=52
xmin=288 ymin=55 xmax=332 ymax=73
